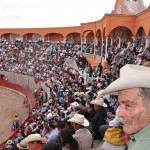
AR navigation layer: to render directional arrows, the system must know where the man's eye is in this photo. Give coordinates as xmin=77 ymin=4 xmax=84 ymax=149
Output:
xmin=125 ymin=104 xmax=130 ymax=107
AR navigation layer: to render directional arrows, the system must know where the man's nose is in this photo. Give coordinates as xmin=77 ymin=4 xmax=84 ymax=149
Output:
xmin=118 ymin=106 xmax=126 ymax=117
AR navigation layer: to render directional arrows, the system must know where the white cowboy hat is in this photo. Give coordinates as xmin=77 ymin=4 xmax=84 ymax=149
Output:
xmin=143 ymin=61 xmax=150 ymax=67
xmin=6 ymin=140 xmax=13 ymax=145
xmin=97 ymin=90 xmax=104 ymax=96
xmin=79 ymin=92 xmax=85 ymax=97
xmin=63 ymin=110 xmax=68 ymax=114
xmin=48 ymin=99 xmax=53 ymax=103
xmin=22 ymin=134 xmax=43 ymax=144
xmin=74 ymin=92 xmax=79 ymax=96
xmin=102 ymin=64 xmax=150 ymax=95
xmin=90 ymin=97 xmax=107 ymax=107
xmin=59 ymin=106 xmax=65 ymax=110
xmin=17 ymin=143 xmax=29 ymax=149
xmin=68 ymin=114 xmax=89 ymax=126
xmin=52 ymin=112 xmax=58 ymax=117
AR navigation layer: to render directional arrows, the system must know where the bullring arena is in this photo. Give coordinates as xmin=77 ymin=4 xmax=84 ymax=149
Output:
xmin=0 ymin=87 xmax=28 ymax=144
xmin=0 ymin=75 xmax=38 ymax=147
xmin=0 ymin=0 xmax=149 ymax=149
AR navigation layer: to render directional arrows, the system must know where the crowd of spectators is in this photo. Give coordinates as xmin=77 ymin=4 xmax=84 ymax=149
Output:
xmin=0 ymin=38 xmax=150 ymax=150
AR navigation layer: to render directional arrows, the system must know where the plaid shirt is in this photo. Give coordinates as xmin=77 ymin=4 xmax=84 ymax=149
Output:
xmin=73 ymin=128 xmax=93 ymax=150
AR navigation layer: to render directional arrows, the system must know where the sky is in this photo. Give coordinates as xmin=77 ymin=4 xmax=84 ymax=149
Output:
xmin=0 ymin=0 xmax=149 ymax=28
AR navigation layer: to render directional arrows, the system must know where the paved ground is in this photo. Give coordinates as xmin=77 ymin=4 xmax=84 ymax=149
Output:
xmin=0 ymin=87 xmax=28 ymax=144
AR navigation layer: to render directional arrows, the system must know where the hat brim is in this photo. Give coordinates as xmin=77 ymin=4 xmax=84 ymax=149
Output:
xmin=79 ymin=94 xmax=85 ymax=97
xmin=90 ymin=100 xmax=107 ymax=107
xmin=23 ymin=134 xmax=43 ymax=144
xmin=74 ymin=92 xmax=79 ymax=96
xmin=63 ymin=110 xmax=68 ymax=114
xmin=17 ymin=143 xmax=29 ymax=149
xmin=102 ymin=71 xmax=150 ymax=95
xmin=68 ymin=117 xmax=89 ymax=127
xmin=90 ymin=97 xmax=107 ymax=107
xmin=6 ymin=140 xmax=13 ymax=145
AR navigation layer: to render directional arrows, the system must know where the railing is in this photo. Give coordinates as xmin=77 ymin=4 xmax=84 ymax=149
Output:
xmin=95 ymin=55 xmax=103 ymax=62
xmin=82 ymin=53 xmax=94 ymax=59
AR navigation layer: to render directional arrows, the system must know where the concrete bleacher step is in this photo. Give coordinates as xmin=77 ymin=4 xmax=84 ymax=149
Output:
xmin=92 ymin=140 xmax=125 ymax=150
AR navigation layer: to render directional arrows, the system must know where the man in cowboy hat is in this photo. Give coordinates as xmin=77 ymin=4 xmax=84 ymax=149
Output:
xmin=102 ymin=64 xmax=150 ymax=150
xmin=20 ymin=134 xmax=45 ymax=150
xmin=17 ymin=142 xmax=29 ymax=150
xmin=68 ymin=114 xmax=93 ymax=150
xmin=90 ymin=97 xmax=107 ymax=140
xmin=5 ymin=140 xmax=14 ymax=149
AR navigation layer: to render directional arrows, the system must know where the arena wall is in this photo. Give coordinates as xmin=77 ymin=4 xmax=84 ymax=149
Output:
xmin=0 ymin=71 xmax=40 ymax=92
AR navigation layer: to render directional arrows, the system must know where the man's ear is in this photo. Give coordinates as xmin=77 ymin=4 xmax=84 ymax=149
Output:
xmin=144 ymin=101 xmax=150 ymax=119
xmin=148 ymin=101 xmax=150 ymax=110
xmin=145 ymin=102 xmax=150 ymax=122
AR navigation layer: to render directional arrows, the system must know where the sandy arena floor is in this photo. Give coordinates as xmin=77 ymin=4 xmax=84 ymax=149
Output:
xmin=0 ymin=87 xmax=28 ymax=144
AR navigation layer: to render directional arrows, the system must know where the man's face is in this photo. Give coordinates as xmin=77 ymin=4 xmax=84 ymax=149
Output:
xmin=28 ymin=142 xmax=37 ymax=150
xmin=79 ymin=104 xmax=83 ymax=109
xmin=72 ymin=123 xmax=80 ymax=131
xmin=94 ymin=105 xmax=101 ymax=112
xmin=118 ymin=88 xmax=150 ymax=135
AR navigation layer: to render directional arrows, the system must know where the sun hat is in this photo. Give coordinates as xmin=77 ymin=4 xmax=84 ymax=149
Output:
xmin=48 ymin=99 xmax=53 ymax=104
xmin=138 ymin=53 xmax=142 ymax=56
xmin=102 ymin=64 xmax=150 ymax=95
xmin=22 ymin=134 xmax=43 ymax=144
xmin=52 ymin=112 xmax=58 ymax=117
xmin=71 ymin=101 xmax=80 ymax=109
xmin=97 ymin=90 xmax=104 ymax=95
xmin=59 ymin=106 xmax=65 ymax=110
xmin=17 ymin=143 xmax=29 ymax=149
xmin=143 ymin=61 xmax=150 ymax=67
xmin=63 ymin=110 xmax=68 ymax=114
xmin=14 ymin=115 xmax=19 ymax=121
xmin=74 ymin=92 xmax=79 ymax=96
xmin=6 ymin=140 xmax=13 ymax=145
xmin=79 ymin=92 xmax=85 ymax=97
xmin=90 ymin=97 xmax=107 ymax=107
xmin=68 ymin=114 xmax=89 ymax=126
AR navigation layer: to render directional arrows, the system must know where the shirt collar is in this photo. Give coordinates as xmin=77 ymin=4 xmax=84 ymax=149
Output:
xmin=130 ymin=124 xmax=150 ymax=142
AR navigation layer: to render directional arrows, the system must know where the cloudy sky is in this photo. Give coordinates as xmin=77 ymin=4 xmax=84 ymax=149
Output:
xmin=0 ymin=0 xmax=149 ymax=28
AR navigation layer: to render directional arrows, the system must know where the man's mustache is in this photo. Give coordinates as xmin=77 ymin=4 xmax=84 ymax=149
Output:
xmin=118 ymin=117 xmax=132 ymax=125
